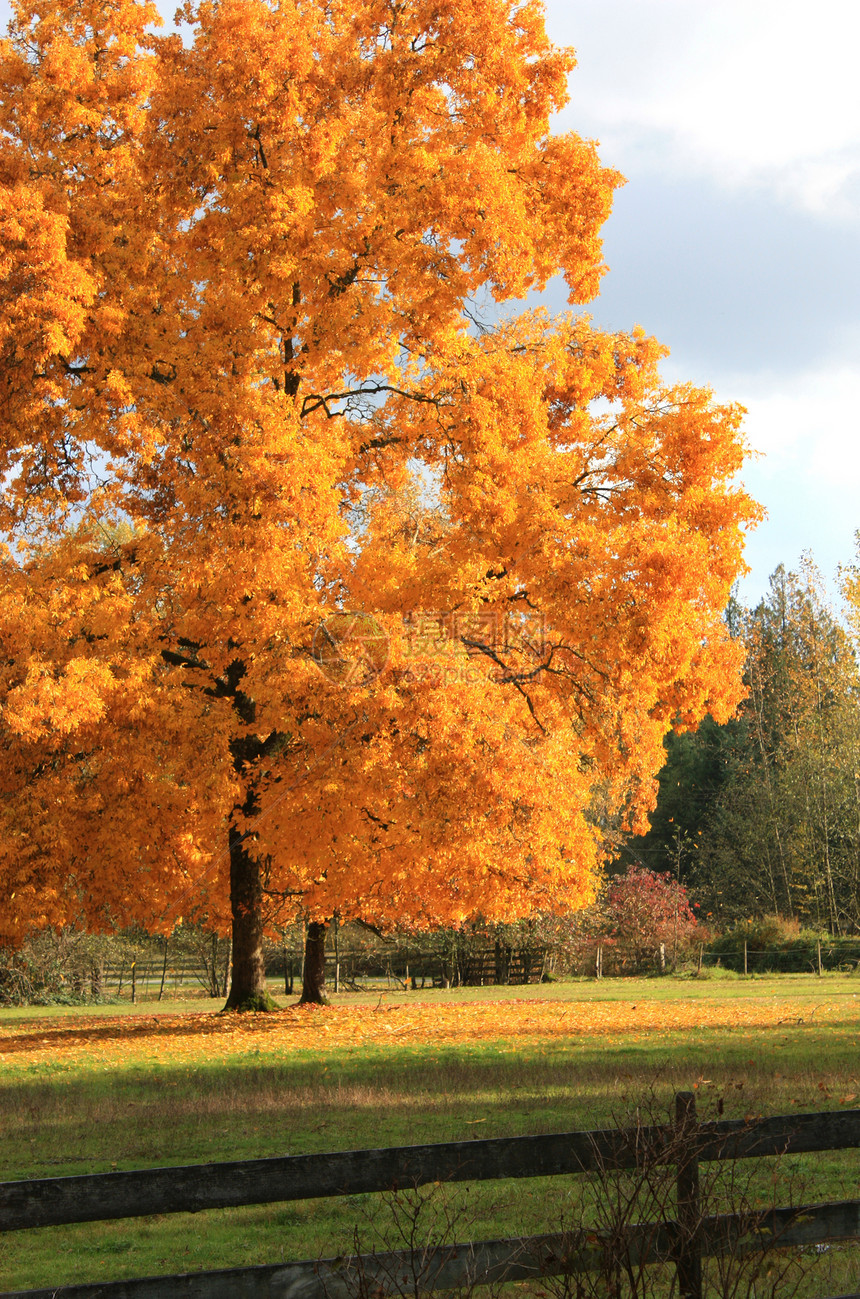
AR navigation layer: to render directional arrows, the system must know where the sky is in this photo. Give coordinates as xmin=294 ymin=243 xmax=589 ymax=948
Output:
xmin=542 ymin=0 xmax=860 ymax=608
xmin=3 ymin=0 xmax=858 ymax=608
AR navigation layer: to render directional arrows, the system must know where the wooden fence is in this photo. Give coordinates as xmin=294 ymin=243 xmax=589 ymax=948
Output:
xmin=2 ymin=1095 xmax=860 ymax=1298
xmin=328 ymin=943 xmax=549 ymax=991
xmin=88 ymin=943 xmax=548 ymax=1004
xmin=36 ymin=939 xmax=860 ymax=1006
xmin=100 ymin=958 xmax=229 ymax=1001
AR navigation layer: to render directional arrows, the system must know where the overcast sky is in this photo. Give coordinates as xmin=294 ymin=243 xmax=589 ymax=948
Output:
xmin=4 ymin=0 xmax=858 ymax=607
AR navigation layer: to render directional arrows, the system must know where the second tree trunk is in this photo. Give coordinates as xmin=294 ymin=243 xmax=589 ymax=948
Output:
xmin=300 ymin=921 xmax=329 ymax=1005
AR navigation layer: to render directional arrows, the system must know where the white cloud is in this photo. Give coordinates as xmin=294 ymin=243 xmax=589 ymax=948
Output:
xmin=709 ymin=359 xmax=860 ymax=602
xmin=548 ymin=0 xmax=860 ymax=220
xmin=723 ymin=360 xmax=860 ymax=475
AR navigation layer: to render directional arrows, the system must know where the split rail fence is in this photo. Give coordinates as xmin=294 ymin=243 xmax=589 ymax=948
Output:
xmin=2 ymin=1095 xmax=860 ymax=1298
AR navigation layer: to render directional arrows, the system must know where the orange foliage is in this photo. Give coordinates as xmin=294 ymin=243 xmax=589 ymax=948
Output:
xmin=0 ymin=0 xmax=758 ymax=1001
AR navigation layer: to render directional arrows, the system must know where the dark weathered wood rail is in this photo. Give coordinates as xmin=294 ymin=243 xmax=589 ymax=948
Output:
xmin=3 ymin=1108 xmax=859 ymax=1234
xmin=2 ymin=1100 xmax=859 ymax=1298
xmin=5 ymin=1199 xmax=860 ymax=1299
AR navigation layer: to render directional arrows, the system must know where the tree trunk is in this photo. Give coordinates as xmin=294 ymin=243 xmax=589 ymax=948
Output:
xmin=223 ymin=827 xmax=277 ymax=1012
xmin=299 ymin=920 xmax=329 ymax=1005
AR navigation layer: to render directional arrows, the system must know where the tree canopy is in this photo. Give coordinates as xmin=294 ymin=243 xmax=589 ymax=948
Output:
xmin=0 ymin=0 xmax=758 ymax=1007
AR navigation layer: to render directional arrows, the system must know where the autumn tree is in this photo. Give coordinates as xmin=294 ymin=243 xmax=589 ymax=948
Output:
xmin=0 ymin=0 xmax=758 ymax=1008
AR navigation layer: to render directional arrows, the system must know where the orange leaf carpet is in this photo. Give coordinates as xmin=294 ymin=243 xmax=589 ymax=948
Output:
xmin=1 ymin=995 xmax=855 ymax=1076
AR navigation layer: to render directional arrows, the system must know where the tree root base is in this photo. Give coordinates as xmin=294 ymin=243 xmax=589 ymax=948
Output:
xmin=221 ymin=990 xmax=279 ymax=1013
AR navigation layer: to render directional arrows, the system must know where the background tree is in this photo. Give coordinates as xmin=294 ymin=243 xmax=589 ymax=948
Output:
xmin=635 ymin=561 xmax=860 ymax=932
xmin=0 ymin=0 xmax=758 ymax=1007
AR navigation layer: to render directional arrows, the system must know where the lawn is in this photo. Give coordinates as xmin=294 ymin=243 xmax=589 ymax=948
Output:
xmin=1 ymin=974 xmax=859 ymax=1295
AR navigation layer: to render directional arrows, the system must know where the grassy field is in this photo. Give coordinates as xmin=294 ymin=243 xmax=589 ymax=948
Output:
xmin=1 ymin=974 xmax=859 ymax=1295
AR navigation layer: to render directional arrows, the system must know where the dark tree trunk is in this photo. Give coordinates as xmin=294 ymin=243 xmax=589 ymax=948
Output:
xmin=216 ymin=661 xmax=284 ymax=1012
xmin=299 ymin=921 xmax=329 ymax=1005
xmin=222 ymin=826 xmax=277 ymax=1012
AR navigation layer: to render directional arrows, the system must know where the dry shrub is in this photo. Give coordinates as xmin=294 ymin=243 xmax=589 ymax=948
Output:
xmin=333 ymin=1093 xmax=844 ymax=1299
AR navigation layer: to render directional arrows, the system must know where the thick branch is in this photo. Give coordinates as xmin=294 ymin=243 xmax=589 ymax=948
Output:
xmin=300 ymin=383 xmax=440 ymax=421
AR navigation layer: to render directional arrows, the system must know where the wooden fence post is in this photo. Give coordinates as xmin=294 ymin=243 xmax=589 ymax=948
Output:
xmin=223 ymin=940 xmax=232 ymax=998
xmin=675 ymin=1090 xmax=702 ymax=1299
xmin=817 ymin=940 xmax=823 ymax=976
xmin=696 ymin=943 xmax=703 ymax=976
xmin=744 ymin=940 xmax=748 ymax=976
xmin=131 ymin=960 xmax=137 ymax=1005
xmin=659 ymin=942 xmax=666 ymax=974
xmin=158 ymin=940 xmax=169 ymax=1002
xmin=595 ymin=945 xmax=602 ymax=979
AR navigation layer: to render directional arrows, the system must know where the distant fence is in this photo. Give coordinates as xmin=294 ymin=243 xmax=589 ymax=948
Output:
xmin=581 ymin=939 xmax=860 ymax=979
xmin=320 ymin=942 xmax=549 ymax=992
xmin=702 ymin=940 xmax=860 ymax=976
xmin=27 ymin=935 xmax=860 ymax=1006
xmin=47 ymin=942 xmax=549 ymax=1005
xmin=99 ymin=957 xmax=230 ymax=1001
xmin=2 ymin=1095 xmax=859 ymax=1298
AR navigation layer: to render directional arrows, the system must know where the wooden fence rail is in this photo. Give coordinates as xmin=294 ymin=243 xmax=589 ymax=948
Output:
xmin=2 ymin=1097 xmax=859 ymax=1298
xmin=7 ymin=1202 xmax=860 ymax=1299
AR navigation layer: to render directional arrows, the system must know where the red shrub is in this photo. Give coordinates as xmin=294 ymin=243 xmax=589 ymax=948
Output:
xmin=599 ymin=866 xmax=701 ymax=972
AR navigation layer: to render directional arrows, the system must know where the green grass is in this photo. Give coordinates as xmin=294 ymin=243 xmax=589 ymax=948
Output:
xmin=1 ymin=976 xmax=859 ymax=1296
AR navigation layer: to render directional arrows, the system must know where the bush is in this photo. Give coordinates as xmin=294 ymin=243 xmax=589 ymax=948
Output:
xmin=0 ymin=924 xmax=232 ymax=1005
xmin=0 ymin=929 xmax=120 ymax=1006
xmin=563 ymin=866 xmax=703 ymax=976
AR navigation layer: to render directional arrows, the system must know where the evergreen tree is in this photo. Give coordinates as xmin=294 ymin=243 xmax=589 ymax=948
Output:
xmin=633 ymin=562 xmax=860 ymax=932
